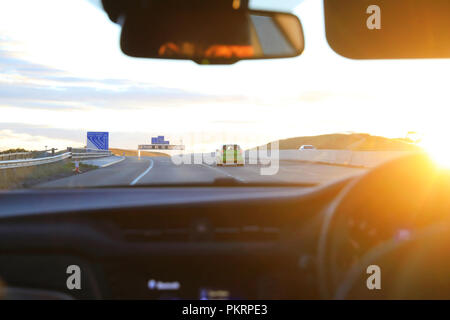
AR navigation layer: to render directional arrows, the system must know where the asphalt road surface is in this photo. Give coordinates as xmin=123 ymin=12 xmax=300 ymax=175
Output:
xmin=37 ymin=156 xmax=367 ymax=188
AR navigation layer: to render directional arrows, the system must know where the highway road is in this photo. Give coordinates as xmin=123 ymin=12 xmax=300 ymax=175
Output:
xmin=37 ymin=156 xmax=367 ymax=188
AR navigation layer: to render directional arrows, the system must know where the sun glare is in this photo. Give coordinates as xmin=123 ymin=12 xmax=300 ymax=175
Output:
xmin=420 ymin=136 xmax=450 ymax=169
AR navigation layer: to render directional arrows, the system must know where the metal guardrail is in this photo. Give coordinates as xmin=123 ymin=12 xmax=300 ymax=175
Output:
xmin=0 ymin=152 xmax=72 ymax=169
xmin=0 ymin=152 xmax=32 ymax=161
xmin=71 ymin=151 xmax=111 ymax=160
xmin=0 ymin=150 xmax=112 ymax=170
xmin=71 ymin=148 xmax=109 ymax=153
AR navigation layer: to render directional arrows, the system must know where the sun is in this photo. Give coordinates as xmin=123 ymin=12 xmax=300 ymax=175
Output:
xmin=419 ymin=135 xmax=450 ymax=169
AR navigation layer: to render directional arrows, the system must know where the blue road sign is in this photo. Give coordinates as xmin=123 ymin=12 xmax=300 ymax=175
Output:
xmin=151 ymin=136 xmax=170 ymax=145
xmin=87 ymin=132 xmax=109 ymax=150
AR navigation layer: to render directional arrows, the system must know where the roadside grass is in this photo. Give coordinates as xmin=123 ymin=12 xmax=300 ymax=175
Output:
xmin=0 ymin=160 xmax=98 ymax=189
xmin=110 ymin=148 xmax=169 ymax=157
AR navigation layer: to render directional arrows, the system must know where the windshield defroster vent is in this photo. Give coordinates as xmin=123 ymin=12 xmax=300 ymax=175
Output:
xmin=120 ymin=223 xmax=280 ymax=243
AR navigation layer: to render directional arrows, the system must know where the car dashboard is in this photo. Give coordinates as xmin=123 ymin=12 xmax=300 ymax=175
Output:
xmin=0 ymin=181 xmax=350 ymax=300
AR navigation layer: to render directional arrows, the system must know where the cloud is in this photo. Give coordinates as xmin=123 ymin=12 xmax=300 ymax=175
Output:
xmin=0 ymin=129 xmax=81 ymax=151
xmin=0 ymin=79 xmax=216 ymax=111
xmin=0 ymin=46 xmax=248 ymax=112
xmin=0 ymin=41 xmax=255 ymax=150
xmin=0 ymin=123 xmax=85 ymax=142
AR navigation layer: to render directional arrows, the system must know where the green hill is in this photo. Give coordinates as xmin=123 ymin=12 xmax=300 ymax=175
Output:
xmin=262 ymin=133 xmax=422 ymax=151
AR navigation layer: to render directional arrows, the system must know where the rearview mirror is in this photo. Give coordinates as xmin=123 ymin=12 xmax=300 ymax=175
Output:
xmin=324 ymin=0 xmax=450 ymax=59
xmin=102 ymin=0 xmax=304 ymax=64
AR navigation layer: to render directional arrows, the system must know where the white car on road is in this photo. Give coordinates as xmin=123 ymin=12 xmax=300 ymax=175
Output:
xmin=299 ymin=145 xmax=316 ymax=150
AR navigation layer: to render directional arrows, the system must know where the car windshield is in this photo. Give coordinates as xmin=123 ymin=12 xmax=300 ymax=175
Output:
xmin=0 ymin=0 xmax=448 ymax=189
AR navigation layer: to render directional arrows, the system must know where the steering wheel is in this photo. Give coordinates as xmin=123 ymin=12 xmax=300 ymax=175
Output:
xmin=317 ymin=153 xmax=450 ymax=299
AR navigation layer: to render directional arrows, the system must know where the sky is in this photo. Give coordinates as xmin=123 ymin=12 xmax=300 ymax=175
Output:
xmin=0 ymin=0 xmax=449 ymax=153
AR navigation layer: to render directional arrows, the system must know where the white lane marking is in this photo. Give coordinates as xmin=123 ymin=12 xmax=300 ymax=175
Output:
xmin=100 ymin=156 xmax=126 ymax=168
xmin=200 ymin=164 xmax=246 ymax=182
xmin=130 ymin=159 xmax=154 ymax=186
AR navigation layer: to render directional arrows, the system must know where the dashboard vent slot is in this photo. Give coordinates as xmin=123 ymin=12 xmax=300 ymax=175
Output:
xmin=115 ymin=213 xmax=281 ymax=243
xmin=121 ymin=225 xmax=280 ymax=242
xmin=214 ymin=226 xmax=280 ymax=242
xmin=123 ymin=228 xmax=190 ymax=242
